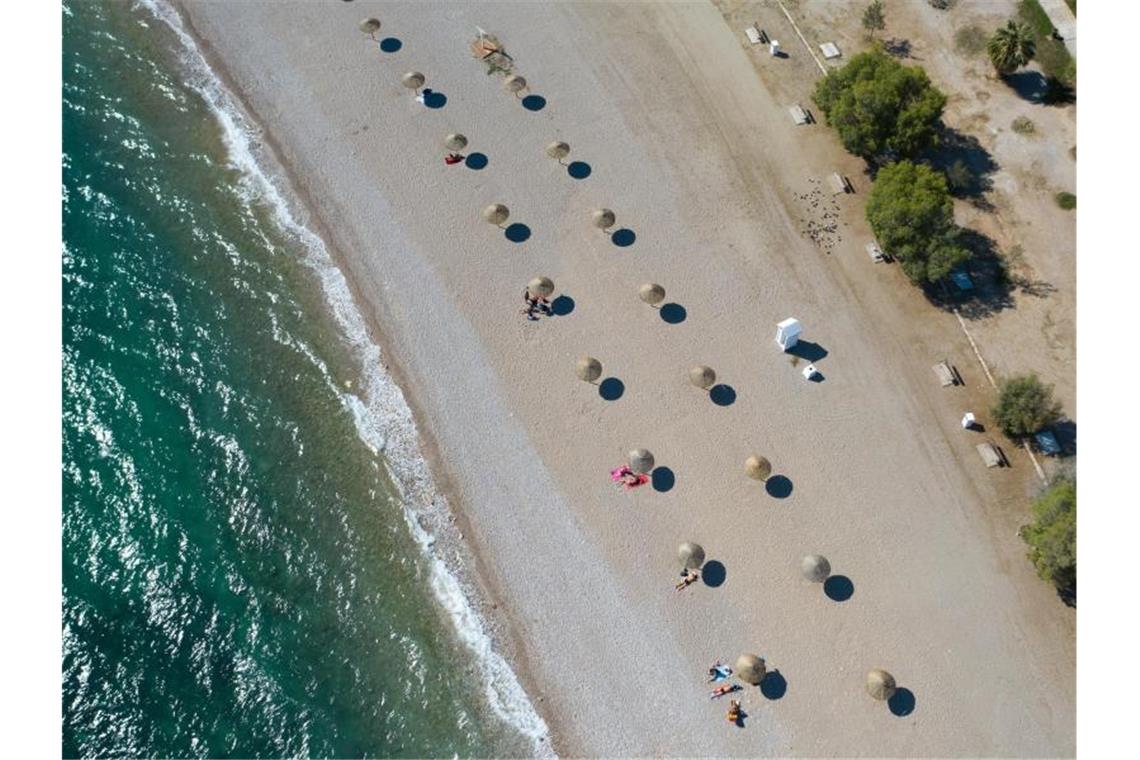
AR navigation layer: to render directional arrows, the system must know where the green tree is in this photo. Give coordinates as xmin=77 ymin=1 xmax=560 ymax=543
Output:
xmin=987 ymin=20 xmax=1036 ymax=75
xmin=1022 ymin=477 xmax=1075 ymax=595
xmin=812 ymin=49 xmax=946 ymax=161
xmin=991 ymin=373 xmax=1062 ymax=437
xmin=862 ymin=1 xmax=886 ymax=39
xmin=865 ymin=161 xmax=969 ymax=282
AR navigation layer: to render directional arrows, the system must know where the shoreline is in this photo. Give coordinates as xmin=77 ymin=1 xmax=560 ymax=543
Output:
xmin=166 ymin=1 xmax=1075 ymax=756
xmin=152 ymin=1 xmax=556 ymax=752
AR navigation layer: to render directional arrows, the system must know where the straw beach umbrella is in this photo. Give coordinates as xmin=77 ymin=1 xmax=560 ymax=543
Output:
xmin=745 ymin=455 xmax=772 ymax=482
xmin=689 ymin=365 xmax=717 ymax=390
xmin=628 ymin=448 xmax=655 ymax=474
xmin=527 ymin=277 xmax=554 ymax=299
xmin=482 ymin=203 xmax=510 ymax=227
xmin=678 ymin=542 xmax=706 ymax=571
xmin=800 ymin=554 xmax=831 ymax=583
xmin=735 ymin=654 xmax=766 ymax=685
xmin=639 ymin=283 xmax=666 ymax=306
xmin=575 ymin=356 xmax=602 ymax=384
xmin=866 ymin=669 xmax=897 ymax=701
xmin=503 ymin=74 xmax=528 ymax=96
xmin=592 ymin=208 xmax=616 ymax=232
xmin=359 ymin=18 xmax=382 ymax=40
xmin=401 ymin=71 xmax=425 ymax=95
xmin=545 ymin=141 xmax=570 ymax=164
xmin=444 ymin=133 xmax=468 ymax=152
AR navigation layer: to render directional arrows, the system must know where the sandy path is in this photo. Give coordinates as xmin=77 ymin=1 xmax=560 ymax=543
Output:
xmin=176 ymin=1 xmax=1074 ymax=755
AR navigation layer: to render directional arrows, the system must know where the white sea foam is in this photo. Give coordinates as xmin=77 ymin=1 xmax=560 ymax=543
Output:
xmin=139 ymin=1 xmax=552 ymax=753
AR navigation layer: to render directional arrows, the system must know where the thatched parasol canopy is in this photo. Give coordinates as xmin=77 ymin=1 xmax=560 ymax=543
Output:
xmin=444 ymin=133 xmax=468 ymax=152
xmin=678 ymin=542 xmax=706 ymax=570
xmin=592 ymin=208 xmax=616 ymax=230
xmin=527 ymin=276 xmax=554 ymax=298
xmin=735 ymin=654 xmax=766 ymax=685
xmin=865 ymin=669 xmax=897 ymax=701
xmin=359 ymin=18 xmax=382 ymax=37
xmin=545 ymin=141 xmax=570 ymax=161
xmin=482 ymin=203 xmax=510 ymax=226
xmin=689 ymin=365 xmax=717 ymax=390
xmin=575 ymin=356 xmax=602 ymax=383
xmin=401 ymin=71 xmax=426 ymax=90
xmin=745 ymin=455 xmax=772 ymax=482
xmin=503 ymin=74 xmax=527 ymax=93
xmin=628 ymin=448 xmax=655 ymax=474
xmin=638 ymin=283 xmax=666 ymax=306
xmin=800 ymin=554 xmax=831 ymax=583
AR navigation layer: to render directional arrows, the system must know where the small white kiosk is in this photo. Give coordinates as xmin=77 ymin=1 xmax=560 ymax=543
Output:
xmin=775 ymin=318 xmax=802 ymax=351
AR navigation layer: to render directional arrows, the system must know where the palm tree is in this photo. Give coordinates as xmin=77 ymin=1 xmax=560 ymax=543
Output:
xmin=987 ymin=20 xmax=1036 ymax=76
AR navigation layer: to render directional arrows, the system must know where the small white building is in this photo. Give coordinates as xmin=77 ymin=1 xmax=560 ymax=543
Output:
xmin=776 ymin=318 xmax=801 ymax=351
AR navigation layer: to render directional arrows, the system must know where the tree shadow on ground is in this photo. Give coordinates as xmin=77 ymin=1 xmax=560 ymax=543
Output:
xmin=1052 ymin=419 xmax=1076 ymax=457
xmin=883 ymin=37 xmax=914 ymax=59
xmin=923 ymin=127 xmax=999 ymax=210
xmin=923 ymin=229 xmax=1015 ymax=320
xmin=1004 ymin=70 xmax=1048 ymax=104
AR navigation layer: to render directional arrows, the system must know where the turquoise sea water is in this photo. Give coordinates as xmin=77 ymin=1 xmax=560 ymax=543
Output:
xmin=61 ymin=2 xmax=539 ymax=756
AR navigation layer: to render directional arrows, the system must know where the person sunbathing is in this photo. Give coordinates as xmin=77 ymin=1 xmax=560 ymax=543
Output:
xmin=675 ymin=569 xmax=699 ymax=591
xmin=709 ymin=683 xmax=738 ymax=699
xmin=610 ymin=465 xmax=648 ymax=490
xmin=726 ymin=699 xmax=742 ymax=724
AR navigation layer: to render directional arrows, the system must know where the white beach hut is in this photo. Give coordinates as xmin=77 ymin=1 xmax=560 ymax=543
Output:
xmin=775 ymin=318 xmax=801 ymax=351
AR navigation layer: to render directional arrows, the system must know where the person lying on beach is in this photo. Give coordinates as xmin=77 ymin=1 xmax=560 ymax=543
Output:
xmin=710 ymin=683 xmax=740 ymax=699
xmin=444 ymin=153 xmax=465 ymax=165
xmin=610 ymin=465 xmax=648 ymax=490
xmin=675 ymin=569 xmax=699 ymax=591
xmin=707 ymin=662 xmax=733 ymax=682
xmin=522 ymin=289 xmax=552 ymax=321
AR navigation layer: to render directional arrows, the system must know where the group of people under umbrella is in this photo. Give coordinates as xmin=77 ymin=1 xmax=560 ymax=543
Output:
xmin=362 ymin=13 xmax=900 ymax=730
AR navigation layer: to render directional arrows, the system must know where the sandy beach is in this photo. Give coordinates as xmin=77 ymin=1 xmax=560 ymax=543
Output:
xmin=173 ymin=1 xmax=1075 ymax=755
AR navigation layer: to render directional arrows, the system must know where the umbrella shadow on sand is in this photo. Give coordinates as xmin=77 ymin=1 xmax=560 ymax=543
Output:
xmin=421 ymin=89 xmax=447 ymax=109
xmin=567 ymin=161 xmax=592 ymax=179
xmin=659 ymin=303 xmax=687 ymax=324
xmin=760 ymin=669 xmax=787 ymax=700
xmin=379 ymin=37 xmax=403 ymax=53
xmin=764 ymin=475 xmax=793 ymax=498
xmin=889 ymin=687 xmax=916 ymax=717
xmin=598 ymin=377 xmax=624 ymax=401
xmin=522 ymin=94 xmax=547 ymax=111
xmin=701 ymin=560 xmax=726 ymax=588
xmin=504 ymin=223 xmax=531 ymax=243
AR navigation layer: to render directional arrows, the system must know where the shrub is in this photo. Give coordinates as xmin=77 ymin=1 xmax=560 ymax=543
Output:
xmin=1055 ymin=192 xmax=1076 ymax=210
xmin=1011 ymin=116 xmax=1035 ymax=134
xmin=954 ymin=25 xmax=988 ymax=57
xmin=812 ymin=49 xmax=947 ymax=162
xmin=866 ymin=161 xmax=969 ymax=283
xmin=944 ymin=159 xmax=974 ymax=195
xmin=991 ymin=373 xmax=1062 ymax=438
xmin=1022 ymin=477 xmax=1075 ymax=596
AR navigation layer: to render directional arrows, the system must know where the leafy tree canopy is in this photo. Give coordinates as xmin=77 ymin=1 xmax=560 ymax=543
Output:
xmin=865 ymin=160 xmax=969 ymax=282
xmin=991 ymin=373 xmax=1063 ymax=437
xmin=1022 ymin=477 xmax=1075 ymax=595
xmin=812 ymin=49 xmax=947 ymax=161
